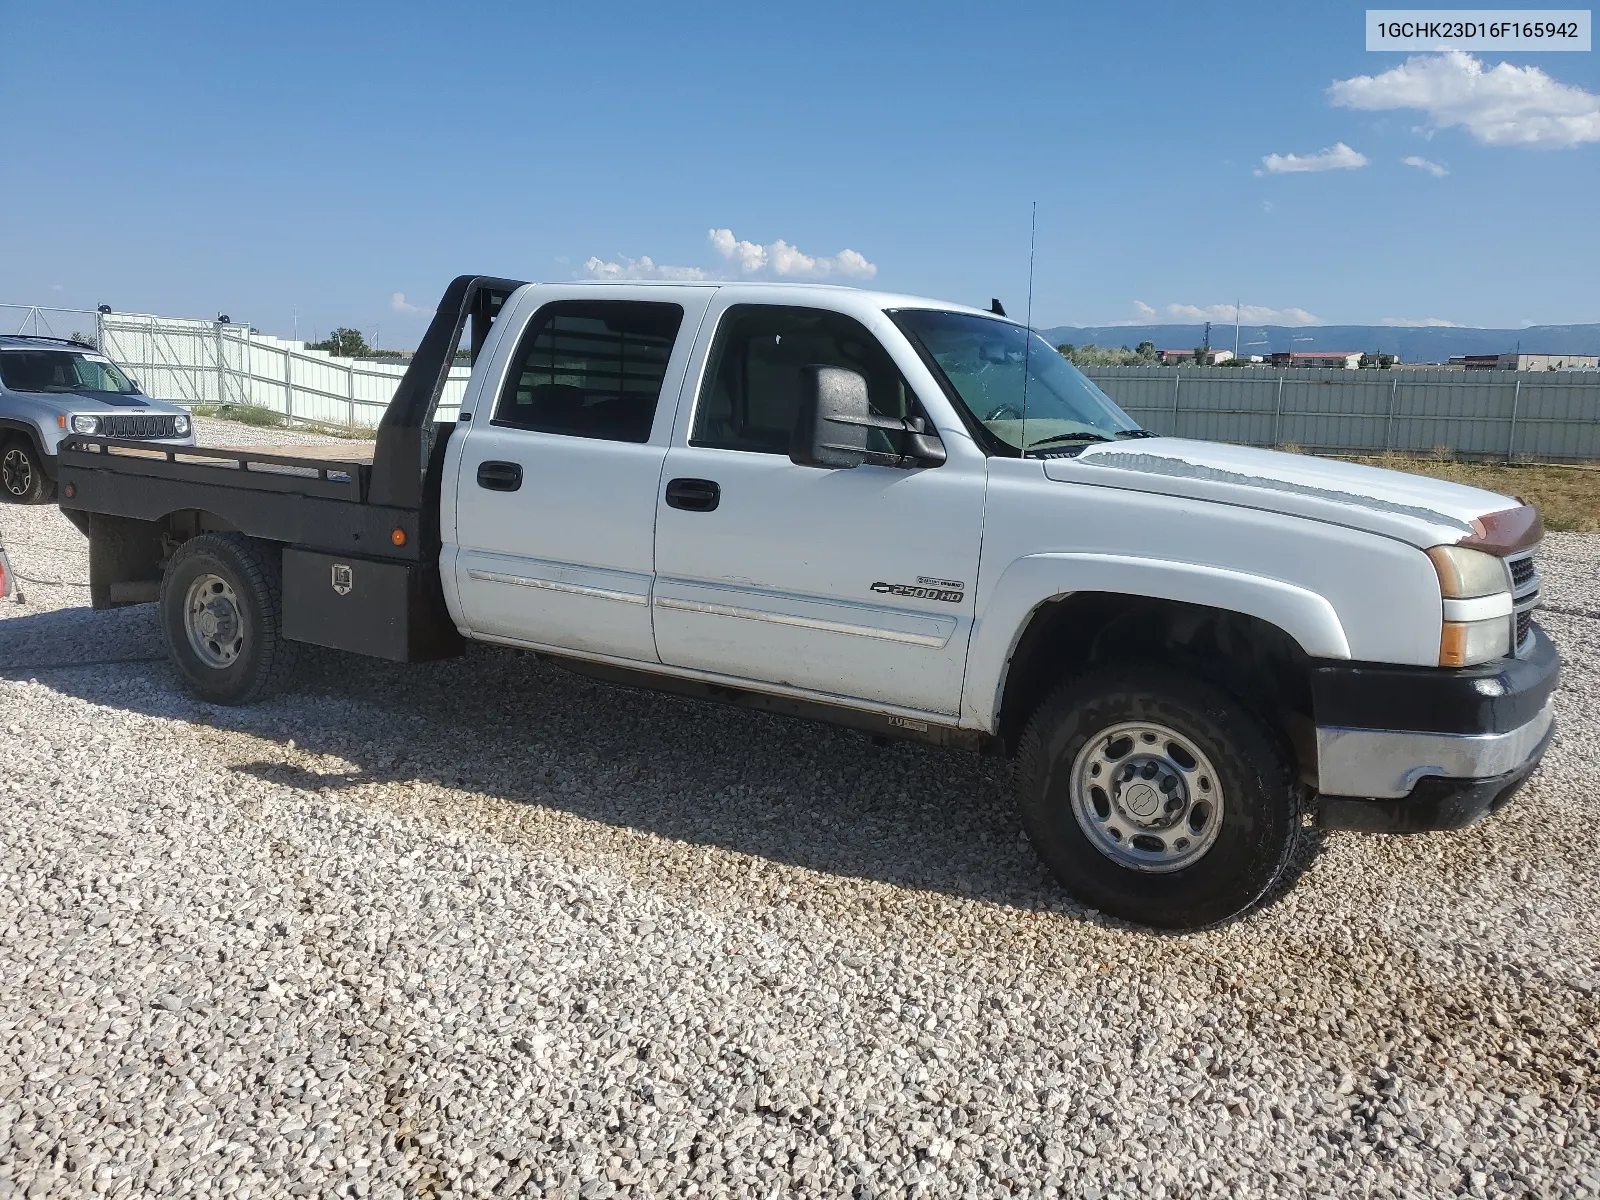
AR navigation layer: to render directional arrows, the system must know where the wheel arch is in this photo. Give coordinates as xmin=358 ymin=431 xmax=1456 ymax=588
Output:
xmin=971 ymin=554 xmax=1343 ymax=781
xmin=0 ymin=417 xmax=49 ymax=462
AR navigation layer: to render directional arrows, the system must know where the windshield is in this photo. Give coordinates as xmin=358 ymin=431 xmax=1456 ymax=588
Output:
xmin=0 ymin=349 xmax=140 ymax=395
xmin=891 ymin=309 xmax=1143 ymax=453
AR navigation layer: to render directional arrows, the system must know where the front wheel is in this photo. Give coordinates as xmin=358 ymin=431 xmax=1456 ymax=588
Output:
xmin=1 ymin=439 xmax=54 ymax=504
xmin=160 ymin=533 xmax=300 ymax=704
xmin=1015 ymin=666 xmax=1302 ymax=930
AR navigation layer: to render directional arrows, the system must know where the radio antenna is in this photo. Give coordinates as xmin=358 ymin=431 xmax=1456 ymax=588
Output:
xmin=1019 ymin=201 xmax=1037 ymax=457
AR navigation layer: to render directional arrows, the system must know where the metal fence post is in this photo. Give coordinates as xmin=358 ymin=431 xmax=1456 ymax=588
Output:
xmin=1171 ymin=371 xmax=1181 ymax=435
xmin=1383 ymin=373 xmax=1399 ymax=451
xmin=348 ymin=363 xmax=356 ymax=431
xmin=1506 ymin=377 xmax=1522 ymax=462
xmin=1273 ymin=374 xmax=1286 ymax=446
xmin=215 ymin=322 xmax=226 ymax=406
xmin=284 ymin=345 xmax=294 ymax=422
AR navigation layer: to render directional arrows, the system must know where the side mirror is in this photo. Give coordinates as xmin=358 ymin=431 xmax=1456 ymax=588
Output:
xmin=791 ymin=365 xmax=871 ymax=469
xmin=790 ymin=365 xmax=947 ymax=470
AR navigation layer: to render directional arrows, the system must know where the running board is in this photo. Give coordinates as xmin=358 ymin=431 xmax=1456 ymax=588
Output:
xmin=545 ymin=654 xmax=999 ymax=754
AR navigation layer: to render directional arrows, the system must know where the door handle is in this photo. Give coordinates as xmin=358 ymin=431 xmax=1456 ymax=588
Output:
xmin=476 ymin=461 xmax=523 ymax=492
xmin=665 ymin=477 xmax=720 ymax=512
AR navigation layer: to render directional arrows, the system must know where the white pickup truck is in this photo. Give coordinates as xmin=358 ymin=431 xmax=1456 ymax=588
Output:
xmin=57 ymin=275 xmax=1558 ymax=929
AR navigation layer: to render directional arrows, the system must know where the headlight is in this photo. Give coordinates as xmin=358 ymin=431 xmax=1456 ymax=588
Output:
xmin=70 ymin=414 xmax=99 ymax=435
xmin=173 ymin=414 xmax=191 ymax=436
xmin=1426 ymin=545 xmax=1509 ymax=598
xmin=1428 ymin=545 xmax=1513 ymax=666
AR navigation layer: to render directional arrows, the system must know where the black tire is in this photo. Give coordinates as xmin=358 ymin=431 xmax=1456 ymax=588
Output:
xmin=159 ymin=533 xmax=300 ymax=705
xmin=1 ymin=438 xmax=54 ymax=504
xmin=1015 ymin=665 xmax=1302 ymax=930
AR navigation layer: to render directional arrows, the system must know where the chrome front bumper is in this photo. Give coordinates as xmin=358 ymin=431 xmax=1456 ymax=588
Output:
xmin=1316 ymin=699 xmax=1555 ymax=799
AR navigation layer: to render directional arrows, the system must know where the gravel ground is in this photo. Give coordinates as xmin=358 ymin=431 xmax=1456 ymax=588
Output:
xmin=1 ymin=425 xmax=1597 ymax=1199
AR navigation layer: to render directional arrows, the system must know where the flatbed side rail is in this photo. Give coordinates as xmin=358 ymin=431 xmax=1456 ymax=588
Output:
xmin=60 ymin=437 xmax=366 ymax=503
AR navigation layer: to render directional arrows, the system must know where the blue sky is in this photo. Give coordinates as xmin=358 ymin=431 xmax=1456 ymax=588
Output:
xmin=3 ymin=1 xmax=1597 ymax=344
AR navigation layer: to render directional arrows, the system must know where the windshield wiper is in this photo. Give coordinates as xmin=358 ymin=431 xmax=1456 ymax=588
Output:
xmin=1024 ymin=431 xmax=1114 ymax=449
xmin=1114 ymin=428 xmax=1158 ymax=439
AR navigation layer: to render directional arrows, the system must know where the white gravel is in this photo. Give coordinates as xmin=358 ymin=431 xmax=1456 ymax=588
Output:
xmin=1 ymin=429 xmax=1597 ymax=1198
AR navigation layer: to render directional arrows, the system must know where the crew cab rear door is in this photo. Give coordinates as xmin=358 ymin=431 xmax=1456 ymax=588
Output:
xmin=651 ymin=295 xmax=986 ymax=716
xmin=447 ymin=286 xmax=713 ymax=661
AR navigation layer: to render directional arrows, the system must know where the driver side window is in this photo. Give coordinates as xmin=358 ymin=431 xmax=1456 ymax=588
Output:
xmin=691 ymin=305 xmax=914 ymax=455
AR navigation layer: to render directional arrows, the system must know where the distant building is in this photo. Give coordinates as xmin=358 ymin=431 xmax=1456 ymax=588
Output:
xmin=1268 ymin=351 xmax=1363 ymax=370
xmin=1451 ymin=352 xmax=1599 ymax=371
xmin=1159 ymin=348 xmax=1234 ymax=365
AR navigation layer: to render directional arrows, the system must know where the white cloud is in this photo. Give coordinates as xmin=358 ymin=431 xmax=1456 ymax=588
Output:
xmin=707 ymin=228 xmax=877 ymax=279
xmin=1254 ymin=142 xmax=1368 ymax=175
xmin=1380 ymin=316 xmax=1462 ymax=326
xmin=390 ymin=292 xmax=427 ymax=315
xmin=581 ymin=255 xmax=708 ymax=281
xmin=581 ymin=229 xmax=878 ymax=284
xmin=1329 ymin=51 xmax=1600 ymax=149
xmin=1402 ymin=155 xmax=1449 ymax=176
xmin=1133 ymin=300 xmax=1156 ymax=318
xmin=1166 ymin=302 xmax=1323 ymax=326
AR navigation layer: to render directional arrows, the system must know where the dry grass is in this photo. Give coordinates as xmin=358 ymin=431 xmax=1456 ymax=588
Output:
xmin=1343 ymin=452 xmax=1600 ymax=532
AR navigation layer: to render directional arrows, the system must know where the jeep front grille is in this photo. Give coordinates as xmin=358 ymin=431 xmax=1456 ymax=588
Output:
xmin=96 ymin=413 xmax=180 ymax=440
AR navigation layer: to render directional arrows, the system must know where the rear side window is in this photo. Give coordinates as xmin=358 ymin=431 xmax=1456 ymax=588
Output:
xmin=692 ymin=305 xmax=915 ymax=455
xmin=493 ymin=300 xmax=684 ymax=443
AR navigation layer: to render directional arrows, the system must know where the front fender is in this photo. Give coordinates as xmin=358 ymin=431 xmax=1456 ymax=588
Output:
xmin=961 ymin=552 xmax=1351 ymax=731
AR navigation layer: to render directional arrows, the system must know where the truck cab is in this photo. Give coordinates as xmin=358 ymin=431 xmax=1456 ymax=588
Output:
xmin=56 ymin=276 xmax=1559 ymax=930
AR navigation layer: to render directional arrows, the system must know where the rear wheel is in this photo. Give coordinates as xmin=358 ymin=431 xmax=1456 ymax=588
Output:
xmin=160 ymin=533 xmax=300 ymax=704
xmin=1015 ymin=665 xmax=1302 ymax=930
xmin=1 ymin=438 xmax=53 ymax=504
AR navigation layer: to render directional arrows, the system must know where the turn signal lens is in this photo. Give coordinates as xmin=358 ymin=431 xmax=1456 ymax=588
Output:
xmin=391 ymin=528 xmax=407 ymax=547
xmin=1426 ymin=545 xmax=1509 ymax=599
xmin=1440 ymin=618 xmax=1511 ymax=667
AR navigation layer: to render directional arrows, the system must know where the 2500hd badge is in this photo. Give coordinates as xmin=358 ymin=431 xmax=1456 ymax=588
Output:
xmin=871 ymin=577 xmax=965 ymax=603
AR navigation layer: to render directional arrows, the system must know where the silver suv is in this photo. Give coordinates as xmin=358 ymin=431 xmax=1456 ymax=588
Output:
xmin=0 ymin=335 xmax=197 ymax=503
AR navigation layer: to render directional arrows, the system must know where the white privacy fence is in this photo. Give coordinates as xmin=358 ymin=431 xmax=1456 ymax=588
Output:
xmin=1 ymin=303 xmax=470 ymax=429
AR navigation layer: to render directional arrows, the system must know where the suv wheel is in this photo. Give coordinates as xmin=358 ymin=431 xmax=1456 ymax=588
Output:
xmin=1015 ymin=665 xmax=1303 ymax=930
xmin=160 ymin=533 xmax=301 ymax=704
xmin=1 ymin=438 xmax=54 ymax=504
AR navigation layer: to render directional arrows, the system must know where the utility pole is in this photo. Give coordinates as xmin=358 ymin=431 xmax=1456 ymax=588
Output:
xmin=1233 ymin=299 xmax=1241 ymax=360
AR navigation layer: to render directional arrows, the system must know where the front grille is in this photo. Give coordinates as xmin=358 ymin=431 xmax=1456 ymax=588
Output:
xmin=1510 ymin=556 xmax=1535 ymax=589
xmin=1516 ymin=610 xmax=1533 ymax=647
xmin=97 ymin=413 xmax=179 ymax=440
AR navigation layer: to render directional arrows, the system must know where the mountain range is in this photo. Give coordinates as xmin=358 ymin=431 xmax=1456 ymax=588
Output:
xmin=1037 ymin=323 xmax=1600 ymax=364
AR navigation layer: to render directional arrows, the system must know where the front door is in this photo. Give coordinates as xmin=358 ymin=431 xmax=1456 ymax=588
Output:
xmin=450 ymin=290 xmax=709 ymax=661
xmin=652 ymin=302 xmax=985 ymax=715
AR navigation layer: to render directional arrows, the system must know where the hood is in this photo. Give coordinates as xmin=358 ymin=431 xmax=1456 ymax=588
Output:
xmin=1043 ymin=438 xmax=1520 ymax=550
xmin=21 ymin=390 xmax=155 ymax=416
xmin=63 ymin=391 xmax=154 ymax=409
